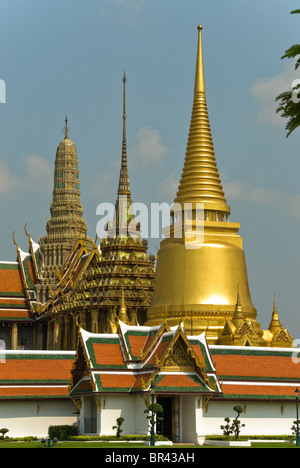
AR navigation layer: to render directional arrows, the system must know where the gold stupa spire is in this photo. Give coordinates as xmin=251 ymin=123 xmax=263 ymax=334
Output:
xmin=194 ymin=25 xmax=205 ymax=94
xmin=174 ymin=25 xmax=230 ymax=216
xmin=146 ymin=25 xmax=264 ymax=345
xmin=268 ymin=294 xmax=282 ymax=334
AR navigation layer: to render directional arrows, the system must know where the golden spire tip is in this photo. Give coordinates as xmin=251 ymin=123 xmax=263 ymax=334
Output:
xmin=194 ymin=24 xmax=205 ymax=94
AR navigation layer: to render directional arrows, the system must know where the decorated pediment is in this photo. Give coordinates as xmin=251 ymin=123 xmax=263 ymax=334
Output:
xmin=161 ymin=340 xmax=195 ymax=370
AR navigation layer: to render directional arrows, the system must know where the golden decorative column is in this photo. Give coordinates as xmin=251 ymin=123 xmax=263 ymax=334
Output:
xmin=91 ymin=310 xmax=99 ymax=334
xmin=11 ymin=323 xmax=18 ymax=350
xmin=53 ymin=317 xmax=61 ymax=350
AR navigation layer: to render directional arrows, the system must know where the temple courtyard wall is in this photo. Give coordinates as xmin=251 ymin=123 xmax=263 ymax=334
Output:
xmin=0 ymin=394 xmax=297 ymax=441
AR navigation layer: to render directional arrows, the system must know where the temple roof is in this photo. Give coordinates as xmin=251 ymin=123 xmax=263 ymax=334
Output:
xmin=0 ymin=350 xmax=74 ymax=399
xmin=211 ymin=345 xmax=300 ymax=401
xmin=69 ymin=321 xmax=222 ymax=396
xmin=0 ymin=330 xmax=298 ymax=401
xmin=0 ymin=232 xmax=43 ymax=321
xmin=69 ymin=321 xmax=300 ymax=402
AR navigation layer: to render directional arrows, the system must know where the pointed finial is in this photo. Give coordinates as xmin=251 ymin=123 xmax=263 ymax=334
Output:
xmin=24 ymin=222 xmax=31 ymax=239
xmin=117 ymin=70 xmax=131 ymax=195
xmin=119 ymin=286 xmax=129 ymax=324
xmin=232 ymin=283 xmax=244 ymax=323
xmin=272 ymin=293 xmax=279 ymax=318
xmin=122 ymin=71 xmax=127 ymax=142
xmin=12 ymin=231 xmax=20 ymax=251
xmin=62 ymin=115 xmax=71 ymax=139
xmin=268 ymin=293 xmax=282 ymax=333
xmin=195 ymin=25 xmax=205 ymax=94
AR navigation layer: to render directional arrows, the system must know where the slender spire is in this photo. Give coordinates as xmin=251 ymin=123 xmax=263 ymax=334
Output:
xmin=109 ymin=73 xmax=136 ymax=238
xmin=268 ymin=293 xmax=282 ymax=333
xmin=232 ymin=284 xmax=244 ymax=326
xmin=118 ymin=286 xmax=129 ymax=323
xmin=194 ymin=25 xmax=205 ymax=94
xmin=122 ymin=71 xmax=127 ymax=160
xmin=118 ymin=72 xmax=131 ymax=197
xmin=62 ymin=115 xmax=71 ymax=139
xmin=174 ymin=25 xmax=230 ymax=216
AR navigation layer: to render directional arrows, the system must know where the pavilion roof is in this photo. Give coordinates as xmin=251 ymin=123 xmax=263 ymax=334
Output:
xmin=0 ymin=350 xmax=75 ymax=400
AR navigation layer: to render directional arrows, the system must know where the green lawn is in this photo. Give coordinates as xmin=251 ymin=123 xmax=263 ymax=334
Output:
xmin=0 ymin=440 xmax=298 ymax=448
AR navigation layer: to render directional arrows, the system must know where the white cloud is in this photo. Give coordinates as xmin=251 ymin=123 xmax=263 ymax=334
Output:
xmin=89 ymin=126 xmax=168 ymax=202
xmin=250 ymin=61 xmax=299 ymax=125
xmin=129 ymin=126 xmax=168 ymax=171
xmin=89 ymin=166 xmax=118 ymax=201
xmin=0 ymin=154 xmax=51 ymax=195
xmin=23 ymin=154 xmax=52 ymax=192
xmin=109 ymin=0 xmax=146 ymax=14
xmin=223 ymin=177 xmax=300 ymax=219
xmin=0 ymin=160 xmax=20 ymax=194
xmin=157 ymin=171 xmax=179 ymax=203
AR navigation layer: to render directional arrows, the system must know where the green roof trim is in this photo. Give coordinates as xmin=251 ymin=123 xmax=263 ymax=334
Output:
xmin=85 ymin=336 xmax=125 ymax=369
xmin=0 ymin=263 xmax=19 ymax=270
xmin=0 ymin=394 xmax=70 ymax=400
xmin=210 ymin=347 xmax=295 ymax=358
xmin=3 ymin=353 xmax=75 ymax=361
xmin=214 ymin=393 xmax=297 ymax=401
xmin=94 ymin=374 xmax=131 ymax=393
xmin=0 ymin=292 xmax=24 ymax=297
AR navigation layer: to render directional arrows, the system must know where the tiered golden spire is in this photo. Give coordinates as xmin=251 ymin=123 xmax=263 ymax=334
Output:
xmin=174 ymin=25 xmax=230 ymax=216
xmin=268 ymin=294 xmax=283 ymax=334
xmin=146 ymin=25 xmax=261 ymax=344
xmin=109 ymin=73 xmax=136 ymax=238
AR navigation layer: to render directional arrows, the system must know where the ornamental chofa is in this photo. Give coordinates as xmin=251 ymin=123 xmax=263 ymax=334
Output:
xmin=96 ymin=196 xmax=205 ymax=248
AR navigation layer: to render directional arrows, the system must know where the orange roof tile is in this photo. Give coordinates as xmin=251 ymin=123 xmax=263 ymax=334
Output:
xmin=0 ymin=357 xmax=73 ymax=381
xmin=0 ymin=310 xmax=30 ymax=318
xmin=92 ymin=343 xmax=125 ymax=367
xmin=222 ymin=383 xmax=298 ymax=398
xmin=0 ymin=386 xmax=69 ymax=397
xmin=99 ymin=373 xmax=135 ymax=390
xmin=0 ymin=267 xmax=23 ymax=293
xmin=213 ymin=354 xmax=300 ymax=379
xmin=156 ymin=374 xmax=203 ymax=389
xmin=127 ymin=334 xmax=148 ymax=358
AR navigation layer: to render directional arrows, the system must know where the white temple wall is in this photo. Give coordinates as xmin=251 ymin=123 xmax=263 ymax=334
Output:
xmin=199 ymin=399 xmax=297 ymax=439
xmin=0 ymin=400 xmax=77 ymax=438
xmin=83 ymin=395 xmax=149 ymax=436
xmin=180 ymin=395 xmax=198 ymax=443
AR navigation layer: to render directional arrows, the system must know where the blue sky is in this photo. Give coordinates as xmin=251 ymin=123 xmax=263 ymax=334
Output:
xmin=1 ymin=0 xmax=300 ymax=340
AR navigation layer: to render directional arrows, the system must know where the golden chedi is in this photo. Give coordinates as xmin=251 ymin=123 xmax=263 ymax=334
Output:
xmin=145 ymin=25 xmax=265 ymax=345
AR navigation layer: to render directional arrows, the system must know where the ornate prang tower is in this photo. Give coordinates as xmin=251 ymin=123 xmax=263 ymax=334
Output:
xmin=38 ymin=118 xmax=93 ymax=302
xmin=99 ymin=72 xmax=156 ymax=329
xmin=145 ymin=26 xmax=265 ymax=345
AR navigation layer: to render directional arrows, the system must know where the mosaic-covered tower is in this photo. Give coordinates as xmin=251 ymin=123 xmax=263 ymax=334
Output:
xmin=37 ymin=118 xmax=93 ymax=302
